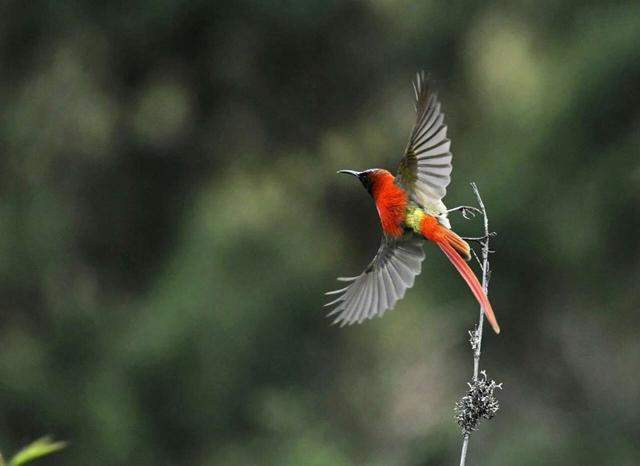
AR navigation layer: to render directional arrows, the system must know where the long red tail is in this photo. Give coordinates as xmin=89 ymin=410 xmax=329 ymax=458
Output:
xmin=437 ymin=239 xmax=501 ymax=334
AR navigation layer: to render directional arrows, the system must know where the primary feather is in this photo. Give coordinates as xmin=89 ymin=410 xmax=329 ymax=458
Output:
xmin=325 ymin=234 xmax=425 ymax=326
xmin=396 ymin=71 xmax=453 ymax=219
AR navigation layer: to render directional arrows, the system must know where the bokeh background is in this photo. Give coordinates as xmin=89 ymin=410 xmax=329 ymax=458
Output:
xmin=1 ymin=1 xmax=639 ymax=465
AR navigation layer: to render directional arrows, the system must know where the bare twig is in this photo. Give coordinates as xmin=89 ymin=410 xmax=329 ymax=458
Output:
xmin=457 ymin=182 xmax=500 ymax=466
xmin=469 ymin=182 xmax=489 ymax=380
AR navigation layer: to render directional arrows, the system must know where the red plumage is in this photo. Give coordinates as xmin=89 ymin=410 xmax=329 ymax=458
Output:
xmin=369 ymin=170 xmax=408 ymax=237
xmin=369 ymin=171 xmax=500 ymax=334
xmin=327 ymin=71 xmax=500 ymax=332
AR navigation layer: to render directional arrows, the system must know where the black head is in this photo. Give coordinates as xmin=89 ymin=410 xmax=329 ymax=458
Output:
xmin=337 ymin=169 xmax=379 ymax=194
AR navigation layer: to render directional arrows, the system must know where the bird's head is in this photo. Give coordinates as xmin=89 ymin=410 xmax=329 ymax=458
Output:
xmin=337 ymin=168 xmax=389 ymax=195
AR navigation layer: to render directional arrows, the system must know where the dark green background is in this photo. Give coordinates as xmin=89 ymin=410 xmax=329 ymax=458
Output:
xmin=1 ymin=1 xmax=639 ymax=465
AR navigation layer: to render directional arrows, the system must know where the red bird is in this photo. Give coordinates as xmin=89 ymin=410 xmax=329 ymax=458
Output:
xmin=326 ymin=71 xmax=500 ymax=334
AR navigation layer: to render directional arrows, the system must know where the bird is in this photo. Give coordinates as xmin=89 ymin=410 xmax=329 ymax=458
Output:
xmin=325 ymin=71 xmax=500 ymax=334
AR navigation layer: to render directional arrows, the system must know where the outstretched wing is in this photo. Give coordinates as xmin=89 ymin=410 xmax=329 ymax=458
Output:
xmin=395 ymin=71 xmax=453 ymax=206
xmin=325 ymin=234 xmax=425 ymax=326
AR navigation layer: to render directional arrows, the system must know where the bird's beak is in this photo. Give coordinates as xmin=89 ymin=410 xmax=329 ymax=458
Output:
xmin=337 ymin=169 xmax=360 ymax=177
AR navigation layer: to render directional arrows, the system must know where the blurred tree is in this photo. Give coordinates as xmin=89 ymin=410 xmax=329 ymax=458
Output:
xmin=0 ymin=1 xmax=638 ymax=466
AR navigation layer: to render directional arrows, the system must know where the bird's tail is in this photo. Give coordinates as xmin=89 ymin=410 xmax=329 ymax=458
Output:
xmin=436 ymin=230 xmax=500 ymax=334
xmin=441 ymin=228 xmax=472 ymax=261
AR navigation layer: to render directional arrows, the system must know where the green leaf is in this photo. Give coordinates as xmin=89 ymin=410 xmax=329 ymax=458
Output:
xmin=9 ymin=437 xmax=67 ymax=466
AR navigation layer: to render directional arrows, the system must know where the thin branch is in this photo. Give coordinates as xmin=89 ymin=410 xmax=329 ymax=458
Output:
xmin=458 ymin=182 xmax=492 ymax=466
xmin=470 ymin=182 xmax=490 ymax=380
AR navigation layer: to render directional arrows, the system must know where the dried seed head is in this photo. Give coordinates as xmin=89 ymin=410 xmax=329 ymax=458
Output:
xmin=468 ymin=328 xmax=480 ymax=351
xmin=455 ymin=370 xmax=502 ymax=435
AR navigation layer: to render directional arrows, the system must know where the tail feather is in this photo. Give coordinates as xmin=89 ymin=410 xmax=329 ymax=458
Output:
xmin=441 ymin=228 xmax=471 ymax=261
xmin=437 ymin=240 xmax=500 ymax=334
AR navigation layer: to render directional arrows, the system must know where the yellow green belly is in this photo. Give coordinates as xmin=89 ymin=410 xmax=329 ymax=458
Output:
xmin=405 ymin=204 xmax=426 ymax=234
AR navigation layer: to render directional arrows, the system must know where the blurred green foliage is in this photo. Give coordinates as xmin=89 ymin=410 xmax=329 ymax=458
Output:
xmin=0 ymin=1 xmax=639 ymax=465
xmin=3 ymin=437 xmax=66 ymax=466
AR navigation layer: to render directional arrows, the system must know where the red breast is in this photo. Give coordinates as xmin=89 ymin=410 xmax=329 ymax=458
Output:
xmin=369 ymin=170 xmax=408 ymax=237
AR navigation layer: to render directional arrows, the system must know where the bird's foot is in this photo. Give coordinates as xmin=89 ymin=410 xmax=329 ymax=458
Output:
xmin=461 ymin=232 xmax=497 ymax=244
xmin=447 ymin=205 xmax=482 ymax=220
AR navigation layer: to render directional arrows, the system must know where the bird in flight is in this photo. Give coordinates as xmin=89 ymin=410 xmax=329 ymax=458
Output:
xmin=325 ymin=71 xmax=500 ymax=334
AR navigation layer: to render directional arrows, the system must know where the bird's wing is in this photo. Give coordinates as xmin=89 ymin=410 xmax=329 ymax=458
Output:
xmin=325 ymin=234 xmax=425 ymax=326
xmin=395 ymin=71 xmax=453 ymax=207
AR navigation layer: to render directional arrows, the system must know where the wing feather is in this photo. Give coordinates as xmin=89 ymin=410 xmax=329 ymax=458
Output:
xmin=395 ymin=71 xmax=454 ymax=208
xmin=325 ymin=234 xmax=425 ymax=326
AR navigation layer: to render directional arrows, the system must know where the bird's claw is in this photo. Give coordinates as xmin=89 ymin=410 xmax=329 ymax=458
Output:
xmin=447 ymin=205 xmax=482 ymax=220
